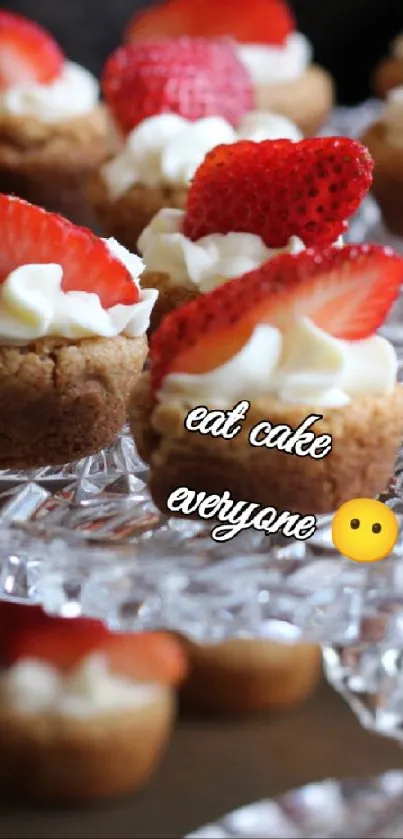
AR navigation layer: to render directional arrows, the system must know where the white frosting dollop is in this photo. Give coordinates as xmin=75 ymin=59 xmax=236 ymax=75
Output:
xmin=0 ymin=61 xmax=99 ymax=123
xmin=101 ymin=111 xmax=302 ymax=198
xmin=384 ymin=86 xmax=403 ymax=148
xmin=236 ymin=110 xmax=301 ymax=141
xmin=138 ymin=208 xmax=306 ymax=293
xmin=392 ymin=33 xmax=403 ymax=61
xmin=0 ymin=237 xmax=158 ymax=344
xmin=236 ymin=33 xmax=313 ymax=85
xmin=158 ymin=318 xmax=397 ymax=409
xmin=0 ymin=655 xmax=163 ymax=717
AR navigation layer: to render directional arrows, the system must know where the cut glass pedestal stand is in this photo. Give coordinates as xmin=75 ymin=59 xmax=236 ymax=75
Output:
xmin=2 ymin=101 xmax=403 ymax=837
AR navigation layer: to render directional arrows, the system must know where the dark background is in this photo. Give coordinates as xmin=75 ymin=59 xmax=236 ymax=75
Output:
xmin=4 ymin=0 xmax=403 ymax=103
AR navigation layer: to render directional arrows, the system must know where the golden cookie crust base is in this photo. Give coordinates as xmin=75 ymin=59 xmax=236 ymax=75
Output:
xmin=179 ymin=639 xmax=321 ymax=715
xmin=141 ymin=271 xmax=199 ymax=334
xmin=0 ymin=105 xmax=110 ymax=226
xmin=87 ymin=170 xmax=188 ymax=253
xmin=373 ymin=57 xmax=403 ymax=99
xmin=0 ymin=334 xmax=147 ymax=469
xmin=253 ymin=65 xmax=334 ymax=137
xmin=0 ymin=688 xmax=175 ymax=802
xmin=129 ymin=374 xmax=403 ymax=515
xmin=361 ymin=121 xmax=403 ymax=237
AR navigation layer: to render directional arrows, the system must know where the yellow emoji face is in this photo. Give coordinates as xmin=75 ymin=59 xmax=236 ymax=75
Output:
xmin=331 ymin=498 xmax=399 ymax=563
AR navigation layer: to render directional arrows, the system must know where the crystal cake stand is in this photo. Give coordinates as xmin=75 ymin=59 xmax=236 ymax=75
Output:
xmin=1 ymin=100 xmax=403 ymax=836
xmin=187 ymin=773 xmax=403 ymax=838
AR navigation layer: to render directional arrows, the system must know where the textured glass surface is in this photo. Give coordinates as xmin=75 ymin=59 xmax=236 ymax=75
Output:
xmin=2 ymin=416 xmax=403 ymax=645
xmin=2 ymin=103 xmax=403 ymax=752
xmin=187 ymin=773 xmax=403 ymax=838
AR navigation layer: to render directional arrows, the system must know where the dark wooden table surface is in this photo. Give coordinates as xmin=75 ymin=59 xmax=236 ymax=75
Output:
xmin=0 ymin=678 xmax=402 ymax=839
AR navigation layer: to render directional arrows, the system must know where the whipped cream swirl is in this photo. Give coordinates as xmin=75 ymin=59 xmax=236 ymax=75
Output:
xmin=101 ymin=111 xmax=302 ymax=198
xmin=158 ymin=318 xmax=397 ymax=409
xmin=0 ymin=655 xmax=163 ymax=717
xmin=138 ymin=208 xmax=307 ymax=293
xmin=236 ymin=33 xmax=313 ymax=85
xmin=0 ymin=61 xmax=99 ymax=123
xmin=384 ymin=86 xmax=403 ymax=148
xmin=0 ymin=237 xmax=158 ymax=344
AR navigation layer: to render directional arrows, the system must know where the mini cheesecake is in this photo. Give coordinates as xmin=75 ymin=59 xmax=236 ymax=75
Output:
xmin=180 ymin=638 xmax=321 ymax=716
xmin=362 ymin=88 xmax=403 ymax=237
xmin=0 ymin=195 xmax=157 ymax=469
xmin=88 ymin=37 xmax=302 ymax=251
xmin=0 ymin=604 xmax=187 ymax=802
xmin=373 ymin=33 xmax=403 ymax=99
xmin=0 ymin=11 xmax=112 ymax=226
xmin=129 ymin=245 xmax=403 ymax=517
xmin=125 ymin=0 xmax=334 ymax=136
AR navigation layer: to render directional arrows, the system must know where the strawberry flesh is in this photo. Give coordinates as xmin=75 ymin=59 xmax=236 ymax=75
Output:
xmin=150 ymin=245 xmax=403 ymax=390
xmin=4 ymin=616 xmax=108 ymax=669
xmin=183 ymin=137 xmax=374 ymax=249
xmin=102 ymin=37 xmax=254 ymax=134
xmin=101 ymin=632 xmax=188 ymax=685
xmin=0 ymin=11 xmax=64 ymax=88
xmin=5 ymin=611 xmax=188 ymax=686
xmin=0 ymin=195 xmax=138 ymax=308
xmin=126 ymin=0 xmax=295 ymax=46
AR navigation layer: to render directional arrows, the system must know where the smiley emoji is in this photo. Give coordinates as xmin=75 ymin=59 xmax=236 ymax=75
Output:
xmin=331 ymin=498 xmax=399 ymax=563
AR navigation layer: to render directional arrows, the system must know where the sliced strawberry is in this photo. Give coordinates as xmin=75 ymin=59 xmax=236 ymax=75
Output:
xmin=5 ymin=617 xmax=110 ymax=669
xmin=150 ymin=245 xmax=403 ymax=389
xmin=183 ymin=137 xmax=374 ymax=249
xmin=7 ymin=619 xmax=187 ymax=686
xmin=0 ymin=602 xmax=53 ymax=632
xmin=0 ymin=603 xmax=50 ymax=659
xmin=0 ymin=195 xmax=138 ymax=308
xmin=101 ymin=38 xmax=253 ymax=134
xmin=126 ymin=0 xmax=202 ymax=42
xmin=102 ymin=632 xmax=188 ymax=686
xmin=126 ymin=0 xmax=295 ymax=46
xmin=0 ymin=11 xmax=64 ymax=89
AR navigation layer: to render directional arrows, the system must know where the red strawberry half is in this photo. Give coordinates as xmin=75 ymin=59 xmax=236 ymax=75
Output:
xmin=150 ymin=244 xmax=403 ymax=390
xmin=4 ymin=612 xmax=188 ymax=686
xmin=0 ymin=10 xmax=64 ymax=89
xmin=183 ymin=137 xmax=374 ymax=249
xmin=101 ymin=37 xmax=254 ymax=135
xmin=0 ymin=195 xmax=138 ymax=308
xmin=0 ymin=606 xmax=107 ymax=667
xmin=126 ymin=0 xmax=295 ymax=46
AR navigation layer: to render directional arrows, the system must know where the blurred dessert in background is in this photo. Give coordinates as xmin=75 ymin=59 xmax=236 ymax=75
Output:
xmin=0 ymin=603 xmax=187 ymax=802
xmin=180 ymin=639 xmax=321 ymax=716
xmin=373 ymin=33 xmax=403 ymax=99
xmin=125 ymin=0 xmax=334 ymax=135
xmin=88 ymin=37 xmax=302 ymax=253
xmin=0 ymin=10 xmax=112 ymax=226
xmin=361 ymin=88 xmax=403 ymax=236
